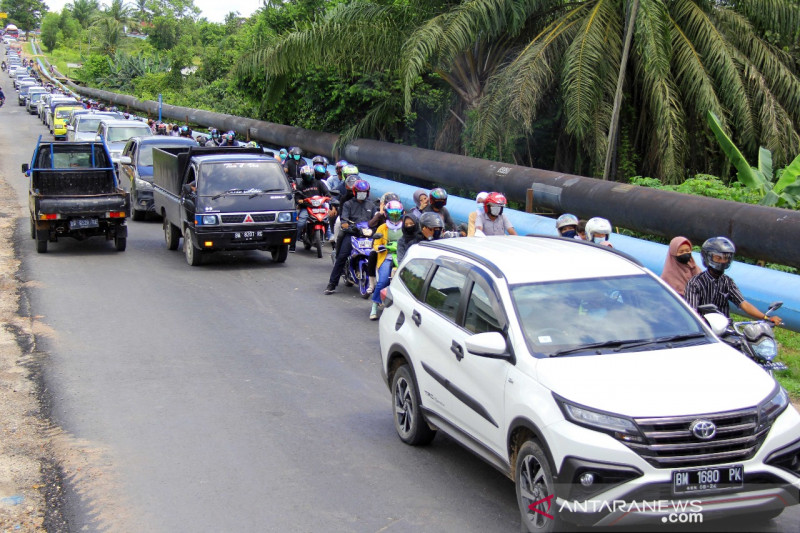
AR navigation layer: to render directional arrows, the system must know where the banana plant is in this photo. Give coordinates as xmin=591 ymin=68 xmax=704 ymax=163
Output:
xmin=707 ymin=110 xmax=800 ymax=208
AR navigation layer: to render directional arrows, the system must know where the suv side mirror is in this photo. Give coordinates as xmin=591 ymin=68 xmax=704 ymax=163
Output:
xmin=465 ymin=332 xmax=510 ymax=359
xmin=705 ymin=313 xmax=730 ymax=336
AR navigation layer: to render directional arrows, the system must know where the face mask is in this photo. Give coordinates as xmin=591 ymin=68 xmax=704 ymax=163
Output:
xmin=676 ymin=253 xmax=692 ymax=264
xmin=561 ymin=230 xmax=577 ymax=239
xmin=593 ymin=236 xmax=607 ymax=244
xmin=356 ymin=192 xmax=368 ymax=201
xmin=489 ymin=205 xmax=502 ymax=216
xmin=403 ymin=225 xmax=416 ymax=237
xmin=432 ymin=229 xmax=442 ymax=239
xmin=293 ymin=154 xmax=301 ymax=160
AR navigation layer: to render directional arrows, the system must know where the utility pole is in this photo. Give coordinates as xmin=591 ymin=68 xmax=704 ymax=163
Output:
xmin=603 ymin=0 xmax=640 ymax=181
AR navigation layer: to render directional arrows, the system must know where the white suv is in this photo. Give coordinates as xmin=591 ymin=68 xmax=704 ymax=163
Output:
xmin=379 ymin=236 xmax=800 ymax=531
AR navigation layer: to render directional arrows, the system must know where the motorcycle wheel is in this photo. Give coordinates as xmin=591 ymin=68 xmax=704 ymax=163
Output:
xmin=358 ymin=264 xmax=370 ymax=299
xmin=314 ymin=229 xmax=323 ymax=258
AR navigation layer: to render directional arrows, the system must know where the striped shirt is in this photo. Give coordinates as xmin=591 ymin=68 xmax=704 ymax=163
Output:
xmin=684 ymin=270 xmax=744 ymax=317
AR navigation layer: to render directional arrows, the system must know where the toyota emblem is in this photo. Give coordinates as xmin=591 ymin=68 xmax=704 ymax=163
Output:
xmin=690 ymin=419 xmax=716 ymax=440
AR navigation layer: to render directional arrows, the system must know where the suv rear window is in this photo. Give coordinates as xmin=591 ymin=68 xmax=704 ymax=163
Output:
xmin=398 ymin=259 xmax=432 ymax=300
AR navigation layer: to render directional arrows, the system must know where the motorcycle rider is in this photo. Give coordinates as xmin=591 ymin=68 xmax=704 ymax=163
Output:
xmin=324 ymin=180 xmax=377 ymax=295
xmin=474 ymin=192 xmax=517 ymax=236
xmin=326 ymin=160 xmax=349 ymax=191
xmin=685 ymin=237 xmax=782 ymax=325
xmin=397 ymin=212 xmax=445 ymax=264
xmin=219 ymin=131 xmax=238 ymax=146
xmin=284 ymin=147 xmax=304 ymax=182
xmin=0 ymin=86 xmax=5 ymax=107
xmin=368 ymin=200 xmax=405 ymax=320
xmin=423 ymin=188 xmax=456 ymax=231
xmin=555 ymin=213 xmax=581 ymax=239
xmin=278 ymin=148 xmax=288 ymax=165
xmin=410 ymin=189 xmax=428 ymax=220
xmin=293 ymin=165 xmax=331 ymax=252
xmin=585 ymin=217 xmax=613 ymax=247
xmin=467 ymin=192 xmax=488 ymax=236
xmin=331 ymin=171 xmax=361 ymax=252
xmin=205 ymin=128 xmax=222 ymax=146
xmin=179 ymin=125 xmax=192 ymax=138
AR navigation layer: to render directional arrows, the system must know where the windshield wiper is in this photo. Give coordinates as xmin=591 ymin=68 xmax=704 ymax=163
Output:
xmin=211 ymin=189 xmax=242 ymax=200
xmin=248 ymin=188 xmax=286 ymax=199
xmin=550 ymin=339 xmax=644 ymax=357
xmin=612 ymin=332 xmax=707 ymax=352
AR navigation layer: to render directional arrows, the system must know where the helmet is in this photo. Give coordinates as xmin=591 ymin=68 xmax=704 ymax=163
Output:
xmin=226 ymin=130 xmax=235 ymax=137
xmin=313 ymin=164 xmax=327 ymax=177
xmin=382 ymin=192 xmax=399 ymax=204
xmin=245 ymin=141 xmax=259 ymax=148
xmin=289 ymin=146 xmax=302 ymax=160
xmin=556 ymin=213 xmax=579 ymax=230
xmin=484 ymin=192 xmax=507 ymax=216
xmin=419 ymin=212 xmax=444 ymax=230
xmin=344 ymin=175 xmax=359 ymax=191
xmin=385 ymin=200 xmax=404 ymax=223
xmin=335 ymin=160 xmax=349 ymax=174
xmin=210 ymin=128 xmax=220 ymax=140
xmin=701 ymin=237 xmax=735 ymax=272
xmin=430 ymin=187 xmax=448 ymax=208
xmin=156 ymin=123 xmax=167 ymax=135
xmin=341 ymin=164 xmax=359 ymax=178
xmin=585 ymin=217 xmax=613 ymax=243
xmin=179 ymin=125 xmax=191 ymax=137
xmin=311 ymin=155 xmax=328 ymax=167
xmin=353 ymin=180 xmax=370 ymax=201
xmin=300 ymin=165 xmax=315 ymax=182
xmin=476 ymin=191 xmax=489 ymax=204
xmin=224 ymin=133 xmax=235 ymax=143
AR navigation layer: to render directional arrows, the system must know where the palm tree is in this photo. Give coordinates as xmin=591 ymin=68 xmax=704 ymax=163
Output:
xmin=133 ymin=0 xmax=149 ymax=22
xmin=93 ymin=16 xmax=124 ymax=54
xmin=69 ymin=0 xmax=101 ymax=29
xmin=105 ymin=0 xmax=133 ymax=24
xmin=244 ymin=0 xmax=800 ymax=183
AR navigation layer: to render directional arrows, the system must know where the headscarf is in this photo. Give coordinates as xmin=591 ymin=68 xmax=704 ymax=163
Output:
xmin=413 ymin=189 xmax=428 ymax=208
xmin=661 ymin=236 xmax=702 ymax=296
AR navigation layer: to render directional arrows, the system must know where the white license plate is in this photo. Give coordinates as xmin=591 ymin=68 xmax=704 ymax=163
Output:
xmin=69 ymin=218 xmax=99 ymax=230
xmin=672 ymin=465 xmax=743 ymax=494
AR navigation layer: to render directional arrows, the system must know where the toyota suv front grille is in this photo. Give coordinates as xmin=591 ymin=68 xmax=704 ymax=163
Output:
xmin=625 ymin=408 xmax=769 ymax=468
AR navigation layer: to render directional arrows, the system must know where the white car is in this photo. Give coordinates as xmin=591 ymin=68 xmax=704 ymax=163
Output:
xmin=379 ymin=236 xmax=800 ymax=531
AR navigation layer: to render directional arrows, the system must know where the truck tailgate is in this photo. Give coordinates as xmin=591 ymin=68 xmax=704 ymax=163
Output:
xmin=36 ymin=195 xmax=128 ymax=215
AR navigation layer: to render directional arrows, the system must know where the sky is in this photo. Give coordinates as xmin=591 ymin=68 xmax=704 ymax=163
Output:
xmin=43 ymin=1 xmax=263 ymax=24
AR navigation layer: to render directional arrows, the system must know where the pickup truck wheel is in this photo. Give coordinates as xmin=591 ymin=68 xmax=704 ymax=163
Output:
xmin=30 ymin=217 xmax=35 ymax=239
xmin=36 ymin=238 xmax=47 ymax=254
xmin=184 ymin=228 xmax=203 ymax=266
xmin=132 ymin=206 xmax=145 ymax=221
xmin=164 ymin=221 xmax=180 ymax=250
xmin=391 ymin=365 xmax=436 ymax=445
xmin=114 ymin=236 xmax=127 ymax=251
xmin=516 ymin=440 xmax=561 ymax=533
xmin=271 ymin=245 xmax=288 ymax=263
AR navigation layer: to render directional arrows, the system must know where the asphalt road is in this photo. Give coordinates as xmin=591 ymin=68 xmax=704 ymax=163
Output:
xmin=1 ymin=71 xmax=797 ymax=533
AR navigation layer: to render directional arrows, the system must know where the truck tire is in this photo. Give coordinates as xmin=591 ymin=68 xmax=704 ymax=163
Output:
xmin=132 ymin=205 xmax=145 ymax=221
xmin=164 ymin=220 xmax=180 ymax=250
xmin=30 ymin=217 xmax=35 ymax=239
xmin=183 ymin=227 xmax=202 ymax=266
xmin=36 ymin=236 xmax=47 ymax=253
xmin=114 ymin=236 xmax=127 ymax=251
xmin=271 ymin=245 xmax=288 ymax=263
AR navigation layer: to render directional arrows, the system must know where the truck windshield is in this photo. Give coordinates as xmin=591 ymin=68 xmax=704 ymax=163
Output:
xmin=510 ymin=274 xmax=706 ymax=357
xmin=198 ymin=162 xmax=289 ymax=196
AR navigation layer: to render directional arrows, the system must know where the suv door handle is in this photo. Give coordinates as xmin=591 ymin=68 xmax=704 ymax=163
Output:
xmin=412 ymin=310 xmax=422 ymax=327
xmin=451 ymin=340 xmax=464 ymax=361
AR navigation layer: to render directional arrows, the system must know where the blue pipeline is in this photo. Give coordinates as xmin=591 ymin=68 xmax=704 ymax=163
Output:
xmin=352 ymin=171 xmax=800 ymax=333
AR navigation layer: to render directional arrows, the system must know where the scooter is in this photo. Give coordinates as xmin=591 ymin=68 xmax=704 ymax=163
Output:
xmin=339 ymin=221 xmax=378 ymax=298
xmin=296 ymin=193 xmax=331 ymax=258
xmin=700 ymin=301 xmax=787 ymax=375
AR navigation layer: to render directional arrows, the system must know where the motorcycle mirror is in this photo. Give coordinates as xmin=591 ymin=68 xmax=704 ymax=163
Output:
xmin=767 ymin=301 xmax=783 ymax=314
xmin=705 ymin=313 xmax=729 ymax=336
xmin=697 ymin=304 xmax=719 ymax=315
xmin=373 ymin=233 xmax=383 ymax=240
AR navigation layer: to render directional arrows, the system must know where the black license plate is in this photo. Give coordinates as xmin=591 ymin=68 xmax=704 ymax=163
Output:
xmin=69 ymin=218 xmax=99 ymax=230
xmin=234 ymin=230 xmax=262 ymax=241
xmin=672 ymin=465 xmax=743 ymax=494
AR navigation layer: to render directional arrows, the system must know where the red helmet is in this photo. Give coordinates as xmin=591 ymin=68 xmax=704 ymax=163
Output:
xmin=484 ymin=192 xmax=507 ymax=215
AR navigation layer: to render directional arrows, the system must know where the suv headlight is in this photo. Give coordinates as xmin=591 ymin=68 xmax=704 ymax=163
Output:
xmin=195 ymin=215 xmax=218 ymax=226
xmin=277 ymin=211 xmax=294 ymax=223
xmin=555 ymin=394 xmax=645 ymax=443
xmin=758 ymin=386 xmax=789 ymax=432
xmin=752 ymin=337 xmax=778 ymax=361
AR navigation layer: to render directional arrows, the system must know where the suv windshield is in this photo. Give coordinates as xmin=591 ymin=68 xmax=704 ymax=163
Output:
xmin=198 ymin=161 xmax=289 ymax=196
xmin=77 ymin=118 xmax=104 ymax=132
xmin=510 ymin=274 xmax=706 ymax=357
xmin=106 ymin=125 xmax=152 ymax=143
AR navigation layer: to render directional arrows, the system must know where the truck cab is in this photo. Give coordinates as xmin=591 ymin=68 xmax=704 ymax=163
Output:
xmin=153 ymin=146 xmax=296 ymax=266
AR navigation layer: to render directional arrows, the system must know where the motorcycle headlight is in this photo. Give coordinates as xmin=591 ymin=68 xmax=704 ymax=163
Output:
xmin=277 ymin=212 xmax=294 ymax=223
xmin=555 ymin=394 xmax=644 ymax=443
xmin=752 ymin=337 xmax=778 ymax=361
xmin=195 ymin=215 xmax=218 ymax=226
xmin=134 ymin=177 xmax=153 ymax=190
xmin=758 ymin=386 xmax=789 ymax=432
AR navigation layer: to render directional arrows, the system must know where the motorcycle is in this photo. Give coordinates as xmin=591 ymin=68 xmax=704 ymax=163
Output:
xmin=336 ymin=220 xmax=379 ymax=298
xmin=296 ymin=193 xmax=331 ymax=258
xmin=700 ymin=301 xmax=787 ymax=375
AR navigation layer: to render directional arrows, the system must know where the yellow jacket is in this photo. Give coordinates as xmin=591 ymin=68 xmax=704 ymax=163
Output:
xmin=373 ymin=223 xmax=391 ymax=269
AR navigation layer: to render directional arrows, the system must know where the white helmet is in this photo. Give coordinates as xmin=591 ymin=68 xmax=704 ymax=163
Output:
xmin=585 ymin=217 xmax=612 ymax=243
xmin=476 ymin=191 xmax=489 ymax=204
xmin=555 ymin=213 xmax=579 ymax=230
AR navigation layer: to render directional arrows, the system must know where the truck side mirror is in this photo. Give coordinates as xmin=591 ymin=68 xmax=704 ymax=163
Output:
xmin=21 ymin=163 xmax=29 ymax=173
xmin=182 ymin=183 xmax=195 ymax=195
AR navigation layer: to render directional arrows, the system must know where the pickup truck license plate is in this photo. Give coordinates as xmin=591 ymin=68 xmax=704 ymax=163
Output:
xmin=672 ymin=465 xmax=743 ymax=494
xmin=69 ymin=218 xmax=99 ymax=230
xmin=234 ymin=231 xmax=262 ymax=241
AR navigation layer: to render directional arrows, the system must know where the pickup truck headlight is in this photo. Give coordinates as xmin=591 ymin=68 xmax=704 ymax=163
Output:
xmin=758 ymin=386 xmax=789 ymax=432
xmin=134 ymin=177 xmax=153 ymax=190
xmin=277 ymin=211 xmax=294 ymax=223
xmin=195 ymin=215 xmax=219 ymax=226
xmin=555 ymin=394 xmax=645 ymax=443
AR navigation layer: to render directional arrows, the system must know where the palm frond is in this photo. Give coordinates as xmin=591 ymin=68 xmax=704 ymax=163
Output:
xmin=334 ymin=98 xmax=401 ymax=153
xmin=729 ymin=0 xmax=800 ymax=42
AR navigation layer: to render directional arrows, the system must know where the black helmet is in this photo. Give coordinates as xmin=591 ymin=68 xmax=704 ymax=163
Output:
xmin=311 ymin=155 xmax=328 ymax=167
xmin=701 ymin=237 xmax=735 ymax=272
xmin=419 ymin=212 xmax=444 ymax=230
xmin=289 ymin=146 xmax=302 ymax=156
